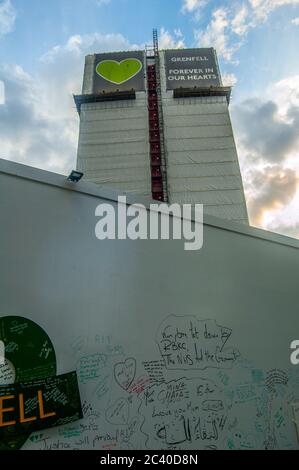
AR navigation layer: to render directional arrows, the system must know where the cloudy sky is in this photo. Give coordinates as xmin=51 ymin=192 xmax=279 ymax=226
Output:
xmin=1 ymin=0 xmax=299 ymax=238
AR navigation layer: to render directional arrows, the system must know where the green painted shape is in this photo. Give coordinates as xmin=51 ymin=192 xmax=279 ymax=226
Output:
xmin=0 ymin=316 xmax=57 ymax=450
xmin=0 ymin=316 xmax=56 ymax=382
xmin=96 ymin=58 xmax=142 ymax=85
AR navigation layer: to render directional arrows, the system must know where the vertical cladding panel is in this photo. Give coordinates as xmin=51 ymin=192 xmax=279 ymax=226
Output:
xmin=77 ymin=91 xmax=152 ymax=197
xmin=159 ymin=51 xmax=248 ymax=224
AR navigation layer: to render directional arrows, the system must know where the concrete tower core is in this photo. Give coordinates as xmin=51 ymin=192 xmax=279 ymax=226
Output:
xmin=75 ymin=45 xmax=248 ymax=224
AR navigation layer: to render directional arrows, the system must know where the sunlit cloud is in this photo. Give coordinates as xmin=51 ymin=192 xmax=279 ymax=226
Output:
xmin=231 ymin=75 xmax=299 ymax=236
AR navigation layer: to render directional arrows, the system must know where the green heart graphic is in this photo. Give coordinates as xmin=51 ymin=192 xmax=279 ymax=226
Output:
xmin=96 ymin=58 xmax=142 ymax=85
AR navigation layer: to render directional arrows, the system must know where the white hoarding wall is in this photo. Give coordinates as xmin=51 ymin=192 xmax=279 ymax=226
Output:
xmin=0 ymin=160 xmax=299 ymax=450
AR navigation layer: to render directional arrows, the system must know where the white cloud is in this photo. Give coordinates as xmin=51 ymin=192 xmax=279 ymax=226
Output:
xmin=231 ymin=4 xmax=250 ymax=35
xmin=268 ymin=75 xmax=299 ymax=117
xmin=159 ymin=27 xmax=185 ymax=49
xmin=0 ymin=0 xmax=16 ymax=36
xmin=250 ymin=0 xmax=299 ymax=21
xmin=0 ymin=63 xmax=76 ymax=173
xmin=181 ymin=0 xmax=208 ymax=14
xmin=222 ymin=72 xmax=238 ymax=86
xmin=181 ymin=0 xmax=209 ymax=20
xmin=0 ymin=32 xmax=141 ymax=174
xmin=291 ymin=16 xmax=299 ymax=24
xmin=174 ymin=28 xmax=184 ymax=38
xmin=189 ymin=0 xmax=299 ymax=62
xmin=195 ymin=8 xmax=240 ymax=62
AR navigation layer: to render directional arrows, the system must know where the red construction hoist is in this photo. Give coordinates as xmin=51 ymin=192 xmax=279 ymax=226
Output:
xmin=146 ymin=29 xmax=168 ymax=202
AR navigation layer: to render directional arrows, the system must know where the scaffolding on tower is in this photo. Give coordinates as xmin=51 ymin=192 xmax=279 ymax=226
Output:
xmin=146 ymin=29 xmax=169 ymax=202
